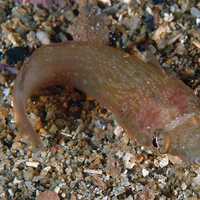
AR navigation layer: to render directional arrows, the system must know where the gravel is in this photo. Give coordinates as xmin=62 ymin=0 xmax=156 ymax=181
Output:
xmin=0 ymin=0 xmax=199 ymax=199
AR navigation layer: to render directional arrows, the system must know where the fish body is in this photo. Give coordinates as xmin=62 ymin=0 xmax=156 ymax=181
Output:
xmin=13 ymin=41 xmax=200 ymax=163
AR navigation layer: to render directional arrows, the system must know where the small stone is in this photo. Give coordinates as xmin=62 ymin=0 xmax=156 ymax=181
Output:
xmin=91 ymin=175 xmax=107 ymax=190
xmin=123 ymin=152 xmax=136 ymax=169
xmin=142 ymin=168 xmax=149 ymax=177
xmin=116 ymin=150 xmax=124 ymax=158
xmin=40 ymin=166 xmax=51 ymax=176
xmin=163 ymin=13 xmax=174 ymax=22
xmin=192 ymin=169 xmax=200 ymax=187
xmin=170 ymin=4 xmax=180 ymax=13
xmin=121 ymin=0 xmax=131 ymax=4
xmin=152 ymin=0 xmax=164 ymax=5
xmin=154 ymin=155 xmax=169 ymax=168
xmin=196 ymin=18 xmax=200 ymax=26
xmin=24 ymin=168 xmax=35 ymax=181
xmin=61 ymin=193 xmax=66 ymax=198
xmin=26 ymin=161 xmax=40 ymax=168
xmin=54 ymin=186 xmax=61 ymax=194
xmin=144 ymin=13 xmax=155 ymax=32
xmin=36 ymin=31 xmax=50 ymax=45
xmin=5 ymin=47 xmax=30 ymax=65
xmin=181 ymin=182 xmax=187 ymax=190
xmin=83 ymin=169 xmax=103 ymax=175
xmin=13 ymin=177 xmax=22 ymax=185
xmin=2 ymin=88 xmax=10 ymax=98
xmin=25 ymin=181 xmax=35 ymax=191
xmin=114 ymin=126 xmax=123 ymax=137
xmin=8 ymin=189 xmax=14 ymax=198
xmin=159 ymin=156 xmax=169 ymax=168
xmin=95 ymin=119 xmax=107 ymax=130
xmin=49 ymin=124 xmax=58 ymax=134
xmin=191 ymin=7 xmax=200 ymax=18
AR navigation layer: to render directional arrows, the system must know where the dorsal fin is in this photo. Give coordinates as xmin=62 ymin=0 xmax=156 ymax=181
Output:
xmin=68 ymin=0 xmax=110 ymax=45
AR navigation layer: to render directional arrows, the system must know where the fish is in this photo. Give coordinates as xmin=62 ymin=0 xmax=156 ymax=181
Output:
xmin=12 ymin=1 xmax=200 ymax=164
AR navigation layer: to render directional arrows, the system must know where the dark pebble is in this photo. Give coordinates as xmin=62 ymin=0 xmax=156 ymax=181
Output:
xmin=5 ymin=47 xmax=30 ymax=65
xmin=152 ymin=0 xmax=164 ymax=5
xmin=0 ymin=51 xmax=3 ymax=61
xmin=144 ymin=14 xmax=155 ymax=32
xmin=137 ymin=43 xmax=147 ymax=52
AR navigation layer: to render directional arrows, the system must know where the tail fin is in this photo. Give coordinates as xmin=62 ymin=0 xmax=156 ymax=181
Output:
xmin=13 ymin=85 xmax=44 ymax=150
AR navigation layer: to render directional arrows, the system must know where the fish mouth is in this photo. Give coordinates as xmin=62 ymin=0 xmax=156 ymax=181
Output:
xmin=153 ymin=130 xmax=200 ymax=165
xmin=152 ymin=125 xmax=200 ymax=165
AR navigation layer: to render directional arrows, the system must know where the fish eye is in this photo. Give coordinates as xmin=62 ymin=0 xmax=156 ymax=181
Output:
xmin=152 ymin=136 xmax=159 ymax=148
xmin=152 ymin=129 xmax=164 ymax=148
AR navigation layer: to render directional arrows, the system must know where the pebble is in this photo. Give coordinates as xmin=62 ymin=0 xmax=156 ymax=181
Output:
xmin=163 ymin=13 xmax=174 ymax=22
xmin=114 ymin=126 xmax=123 ymax=137
xmin=192 ymin=169 xmax=200 ymax=187
xmin=123 ymin=152 xmax=136 ymax=169
xmin=26 ymin=161 xmax=40 ymax=168
xmin=36 ymin=31 xmax=50 ymax=45
xmin=181 ymin=182 xmax=187 ymax=190
xmin=49 ymin=124 xmax=58 ymax=134
xmin=191 ymin=7 xmax=200 ymax=18
xmin=13 ymin=177 xmax=22 ymax=185
xmin=83 ymin=169 xmax=103 ymax=175
xmin=196 ymin=18 xmax=200 ymax=26
xmin=54 ymin=186 xmax=61 ymax=194
xmin=144 ymin=13 xmax=155 ymax=32
xmin=8 ymin=189 xmax=14 ymax=198
xmin=2 ymin=88 xmax=10 ymax=98
xmin=154 ymin=155 xmax=169 ymax=168
xmin=142 ymin=168 xmax=150 ymax=177
xmin=152 ymin=0 xmax=164 ymax=5
xmin=5 ymin=47 xmax=30 ymax=65
xmin=99 ymin=0 xmax=111 ymax=6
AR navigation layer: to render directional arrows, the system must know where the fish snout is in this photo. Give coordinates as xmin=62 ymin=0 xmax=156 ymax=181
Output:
xmin=153 ymin=122 xmax=200 ymax=164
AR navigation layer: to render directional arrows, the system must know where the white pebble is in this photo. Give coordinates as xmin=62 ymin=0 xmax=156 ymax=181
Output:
xmin=13 ymin=177 xmax=22 ymax=185
xmin=164 ymin=13 xmax=174 ymax=22
xmin=54 ymin=186 xmax=61 ymax=193
xmin=3 ymin=88 xmax=10 ymax=98
xmin=142 ymin=168 xmax=149 ymax=177
xmin=114 ymin=126 xmax=124 ymax=137
xmin=192 ymin=169 xmax=200 ymax=187
xmin=181 ymin=182 xmax=187 ymax=190
xmin=116 ymin=150 xmax=124 ymax=158
xmin=196 ymin=18 xmax=200 ymax=26
xmin=154 ymin=155 xmax=169 ymax=168
xmin=123 ymin=152 xmax=136 ymax=169
xmin=8 ymin=189 xmax=14 ymax=198
xmin=159 ymin=156 xmax=169 ymax=168
xmin=121 ymin=0 xmax=131 ymax=4
xmin=83 ymin=169 xmax=103 ymax=175
xmin=26 ymin=161 xmax=40 ymax=168
xmin=99 ymin=0 xmax=111 ymax=5
xmin=36 ymin=31 xmax=50 ymax=45
xmin=191 ymin=7 xmax=200 ymax=18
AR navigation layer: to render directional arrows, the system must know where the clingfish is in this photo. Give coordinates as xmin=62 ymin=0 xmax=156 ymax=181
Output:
xmin=13 ymin=2 xmax=200 ymax=164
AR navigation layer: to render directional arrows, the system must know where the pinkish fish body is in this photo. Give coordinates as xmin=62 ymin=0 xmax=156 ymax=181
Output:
xmin=13 ymin=41 xmax=200 ymax=163
xmin=12 ymin=1 xmax=200 ymax=164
